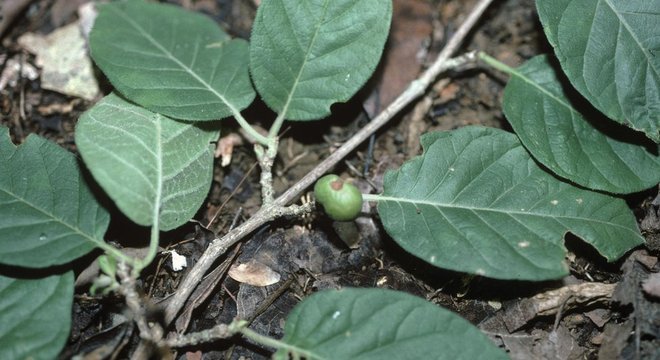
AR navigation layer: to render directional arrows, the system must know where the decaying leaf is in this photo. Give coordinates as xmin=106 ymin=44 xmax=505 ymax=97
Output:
xmin=215 ymin=133 xmax=243 ymax=167
xmin=228 ymin=260 xmax=280 ymax=287
xmin=642 ymin=272 xmax=660 ymax=299
xmin=18 ymin=22 xmax=100 ymax=100
xmin=0 ymin=56 xmax=38 ymax=91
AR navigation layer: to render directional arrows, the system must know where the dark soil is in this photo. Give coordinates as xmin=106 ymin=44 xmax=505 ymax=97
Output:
xmin=1 ymin=0 xmax=658 ymax=359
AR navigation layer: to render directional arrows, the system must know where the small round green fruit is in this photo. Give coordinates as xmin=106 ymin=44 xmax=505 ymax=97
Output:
xmin=314 ymin=174 xmax=363 ymax=221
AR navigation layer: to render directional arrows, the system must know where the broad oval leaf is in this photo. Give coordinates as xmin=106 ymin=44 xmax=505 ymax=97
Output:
xmin=0 ymin=272 xmax=73 ymax=360
xmin=377 ymin=127 xmax=643 ymax=281
xmin=537 ymin=0 xmax=660 ymax=142
xmin=0 ymin=127 xmax=107 ymax=268
xmin=90 ymin=0 xmax=255 ymax=121
xmin=250 ymin=0 xmax=392 ymax=120
xmin=76 ymin=93 xmax=218 ymax=231
xmin=274 ymin=288 xmax=507 ymax=360
xmin=503 ymin=55 xmax=660 ymax=194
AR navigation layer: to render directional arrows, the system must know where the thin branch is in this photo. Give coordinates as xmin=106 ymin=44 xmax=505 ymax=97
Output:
xmin=162 ymin=0 xmax=495 ymax=328
xmin=117 ymin=262 xmax=163 ymax=344
xmin=167 ymin=278 xmax=294 ymax=348
xmin=234 ymin=111 xmax=271 ymax=146
xmin=166 ymin=323 xmax=236 ymax=348
xmin=273 ymin=52 xmax=477 ymax=208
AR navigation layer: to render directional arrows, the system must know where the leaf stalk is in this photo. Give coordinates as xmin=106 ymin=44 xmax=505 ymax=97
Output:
xmin=234 ymin=112 xmax=271 ymax=146
xmin=238 ymin=324 xmax=322 ymax=360
xmin=478 ymin=51 xmax=518 ymax=76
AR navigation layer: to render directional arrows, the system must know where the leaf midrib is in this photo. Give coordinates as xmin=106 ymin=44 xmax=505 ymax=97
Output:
xmin=509 ymin=58 xmax=655 ymax=188
xmin=376 ymin=194 xmax=639 ymax=234
xmin=507 ymin=58 xmax=577 ymax=116
xmin=276 ymin=0 xmax=331 ymax=120
xmin=107 ymin=5 xmax=241 ymax=116
xmin=152 ymin=114 xmax=164 ymax=229
xmin=0 ymin=187 xmax=103 ymax=248
xmin=602 ymin=0 xmax=659 ymax=78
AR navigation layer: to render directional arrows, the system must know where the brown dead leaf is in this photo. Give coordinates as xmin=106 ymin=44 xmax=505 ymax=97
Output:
xmin=597 ymin=319 xmax=634 ymax=359
xmin=215 ymin=133 xmax=243 ymax=167
xmin=184 ymin=351 xmax=202 ymax=360
xmin=363 ymin=0 xmax=433 ymax=116
xmin=228 ymin=259 xmax=280 ymax=287
xmin=642 ymin=272 xmax=660 ymax=299
xmin=0 ymin=55 xmax=38 ymax=91
xmin=0 ymin=0 xmax=33 ymax=39
xmin=502 ymin=282 xmax=615 ymax=332
xmin=51 ymin=0 xmax=88 ymax=27
xmin=584 ymin=308 xmax=611 ymax=328
xmin=37 ymin=99 xmax=80 ymax=116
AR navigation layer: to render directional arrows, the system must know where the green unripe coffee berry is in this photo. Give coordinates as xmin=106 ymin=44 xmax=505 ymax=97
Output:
xmin=314 ymin=174 xmax=363 ymax=221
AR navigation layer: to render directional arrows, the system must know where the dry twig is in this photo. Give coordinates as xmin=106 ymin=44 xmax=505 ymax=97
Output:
xmin=162 ymin=0 xmax=495 ymax=330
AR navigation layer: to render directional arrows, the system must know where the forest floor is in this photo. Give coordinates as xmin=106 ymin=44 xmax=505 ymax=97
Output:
xmin=1 ymin=0 xmax=659 ymax=359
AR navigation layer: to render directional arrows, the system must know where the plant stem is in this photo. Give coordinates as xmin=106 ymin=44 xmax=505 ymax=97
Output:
xmin=160 ymin=0 xmax=495 ymax=333
xmin=118 ymin=262 xmax=164 ymax=344
xmin=255 ymin=142 xmax=278 ymax=206
xmin=134 ymin=221 xmax=160 ymax=274
xmin=361 ymin=193 xmax=382 ymax=202
xmin=478 ymin=51 xmax=518 ymax=76
xmin=97 ymin=242 xmax=135 ymax=265
xmin=239 ymin=326 xmax=320 ymax=359
xmin=268 ymin=112 xmax=287 ymax=140
xmin=132 ymin=116 xmax=166 ymax=274
xmin=274 ymin=51 xmax=477 ymax=207
xmin=234 ymin=111 xmax=270 ymax=146
xmin=166 ymin=323 xmax=234 ymax=347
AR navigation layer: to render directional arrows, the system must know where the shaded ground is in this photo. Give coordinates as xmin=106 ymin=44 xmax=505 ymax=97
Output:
xmin=1 ymin=0 xmax=659 ymax=359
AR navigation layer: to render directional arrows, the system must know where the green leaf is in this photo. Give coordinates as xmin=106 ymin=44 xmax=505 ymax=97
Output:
xmin=503 ymin=55 xmax=660 ymax=194
xmin=76 ymin=93 xmax=218 ymax=231
xmin=0 ymin=127 xmax=108 ymax=268
xmin=274 ymin=288 xmax=507 ymax=360
xmin=377 ymin=127 xmax=643 ymax=281
xmin=90 ymin=0 xmax=255 ymax=121
xmin=0 ymin=272 xmax=73 ymax=360
xmin=537 ymin=0 xmax=660 ymax=142
xmin=250 ymin=0 xmax=392 ymax=120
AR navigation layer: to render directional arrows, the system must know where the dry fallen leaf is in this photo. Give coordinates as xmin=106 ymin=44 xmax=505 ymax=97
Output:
xmin=0 ymin=0 xmax=33 ymax=39
xmin=18 ymin=21 xmax=100 ymax=100
xmin=0 ymin=55 xmax=39 ymax=91
xmin=215 ymin=133 xmax=243 ymax=167
xmin=51 ymin=0 xmax=89 ymax=27
xmin=642 ymin=272 xmax=660 ymax=299
xmin=228 ymin=259 xmax=281 ymax=287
